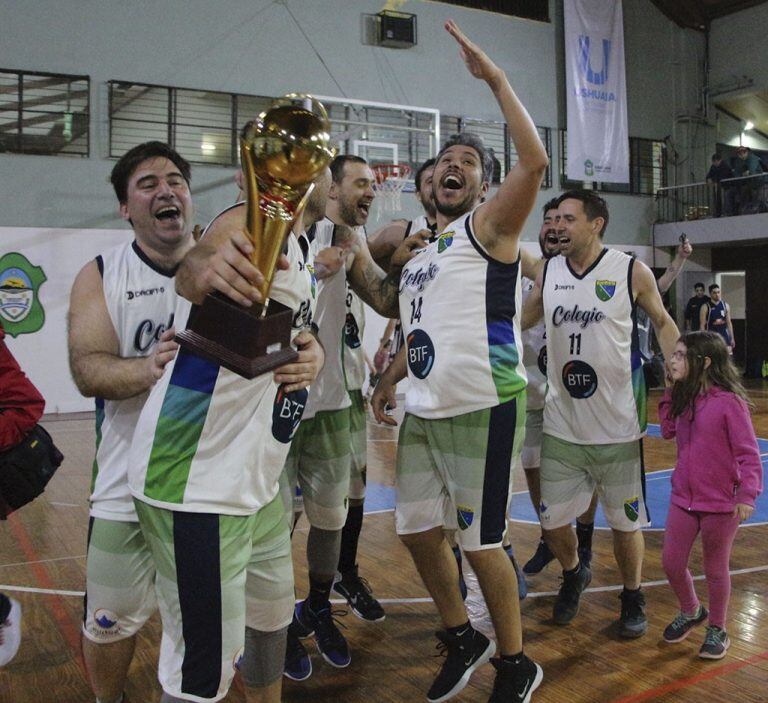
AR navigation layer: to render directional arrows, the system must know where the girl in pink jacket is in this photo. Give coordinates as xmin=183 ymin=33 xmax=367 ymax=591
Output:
xmin=659 ymin=331 xmax=762 ymax=659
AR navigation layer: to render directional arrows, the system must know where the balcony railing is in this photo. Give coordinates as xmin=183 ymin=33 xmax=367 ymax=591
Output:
xmin=656 ymin=173 xmax=768 ymax=223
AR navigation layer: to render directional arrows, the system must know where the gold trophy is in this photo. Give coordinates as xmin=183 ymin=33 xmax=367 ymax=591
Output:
xmin=176 ymin=94 xmax=336 ymax=378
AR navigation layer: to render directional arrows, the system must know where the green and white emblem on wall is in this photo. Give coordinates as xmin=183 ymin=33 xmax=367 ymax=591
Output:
xmin=0 ymin=252 xmax=47 ymax=336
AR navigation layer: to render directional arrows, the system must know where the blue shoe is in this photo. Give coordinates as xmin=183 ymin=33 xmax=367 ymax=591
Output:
xmin=283 ymin=628 xmax=312 ymax=681
xmin=297 ymin=599 xmax=351 ymax=668
xmin=523 ymin=539 xmax=554 ymax=575
xmin=290 ymin=602 xmax=314 ymax=638
xmin=504 ymin=545 xmax=528 ymax=600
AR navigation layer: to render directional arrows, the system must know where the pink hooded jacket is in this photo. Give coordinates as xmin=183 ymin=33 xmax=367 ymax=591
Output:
xmin=659 ymin=387 xmax=763 ymax=513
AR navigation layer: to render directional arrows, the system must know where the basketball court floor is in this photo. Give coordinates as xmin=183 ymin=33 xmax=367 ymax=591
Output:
xmin=0 ymin=384 xmax=766 ymax=702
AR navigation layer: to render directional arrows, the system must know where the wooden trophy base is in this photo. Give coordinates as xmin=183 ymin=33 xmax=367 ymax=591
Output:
xmin=175 ymin=292 xmax=299 ymax=379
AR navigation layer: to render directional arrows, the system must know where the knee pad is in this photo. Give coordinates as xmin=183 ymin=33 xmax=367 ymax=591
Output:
xmin=239 ymin=626 xmax=288 ymax=688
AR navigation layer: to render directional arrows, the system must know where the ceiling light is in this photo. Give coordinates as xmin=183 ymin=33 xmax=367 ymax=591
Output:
xmin=201 ymin=142 xmax=216 ymax=153
xmin=744 ymin=121 xmax=754 ymax=131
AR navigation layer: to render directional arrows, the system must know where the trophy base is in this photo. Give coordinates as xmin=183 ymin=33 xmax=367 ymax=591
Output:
xmin=175 ymin=292 xmax=299 ymax=379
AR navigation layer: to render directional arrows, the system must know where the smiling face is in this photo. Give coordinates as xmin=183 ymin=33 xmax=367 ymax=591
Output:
xmin=669 ymin=341 xmax=689 ymax=382
xmin=415 ymin=165 xmax=436 ymax=220
xmin=539 ymin=207 xmax=561 ymax=258
xmin=432 ymin=144 xmax=488 ymax=219
xmin=119 ymin=157 xmax=193 ymax=251
xmin=331 ymin=161 xmax=375 ymax=227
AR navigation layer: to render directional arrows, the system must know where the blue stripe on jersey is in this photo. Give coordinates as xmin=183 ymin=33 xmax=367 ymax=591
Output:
xmin=479 ymin=397 xmax=517 ymax=545
xmin=173 ymin=512 xmax=223 ymax=698
xmin=169 ymin=349 xmax=220 ymax=394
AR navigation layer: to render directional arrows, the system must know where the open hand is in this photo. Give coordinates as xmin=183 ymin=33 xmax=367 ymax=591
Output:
xmin=445 ymin=19 xmax=503 ymax=86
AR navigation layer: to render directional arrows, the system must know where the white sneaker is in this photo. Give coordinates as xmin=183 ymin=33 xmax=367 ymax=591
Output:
xmin=0 ymin=598 xmax=21 ymax=666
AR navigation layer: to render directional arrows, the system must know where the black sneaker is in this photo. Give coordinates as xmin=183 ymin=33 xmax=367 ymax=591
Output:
xmin=333 ymin=566 xmax=386 ymax=622
xmin=552 ymin=564 xmax=592 ymax=625
xmin=663 ymin=605 xmax=708 ymax=643
xmin=488 ymin=655 xmax=544 ymax=703
xmin=283 ymin=628 xmax=312 ymax=681
xmin=427 ymin=627 xmax=495 ymax=703
xmin=523 ymin=539 xmax=554 ymax=575
xmin=297 ymin=599 xmax=351 ymax=668
xmin=699 ymin=625 xmax=730 ymax=659
xmin=618 ymin=588 xmax=647 ymax=638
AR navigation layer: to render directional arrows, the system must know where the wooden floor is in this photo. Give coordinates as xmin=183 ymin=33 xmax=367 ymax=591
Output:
xmin=1 ymin=384 xmax=766 ymax=702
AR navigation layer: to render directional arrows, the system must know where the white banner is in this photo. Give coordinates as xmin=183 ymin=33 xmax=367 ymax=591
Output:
xmin=565 ymin=0 xmax=629 ymax=183
xmin=1 ymin=227 xmax=131 ymax=413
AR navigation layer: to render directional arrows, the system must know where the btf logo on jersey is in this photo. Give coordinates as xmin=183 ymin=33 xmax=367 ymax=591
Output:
xmin=344 ymin=312 xmax=361 ymax=349
xmin=272 ymin=387 xmax=308 ymax=443
xmin=406 ymin=329 xmax=435 ymax=379
xmin=562 ymin=359 xmax=598 ymax=399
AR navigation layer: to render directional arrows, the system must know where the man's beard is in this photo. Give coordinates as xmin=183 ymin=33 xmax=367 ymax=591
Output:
xmin=434 ymin=190 xmax=477 ymax=218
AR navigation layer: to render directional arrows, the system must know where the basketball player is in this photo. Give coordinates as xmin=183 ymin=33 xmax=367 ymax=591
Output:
xmin=126 ymin=130 xmax=327 ymax=703
xmin=68 ymin=142 xmax=195 ymax=703
xmin=281 ymin=155 xmax=388 ymax=680
xmin=523 ymin=189 xmax=680 ymax=639
xmin=372 ymin=20 xmax=547 ymax=702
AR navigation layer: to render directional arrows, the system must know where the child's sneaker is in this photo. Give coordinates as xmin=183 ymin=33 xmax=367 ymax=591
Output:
xmin=699 ymin=625 xmax=730 ymax=659
xmin=662 ymin=605 xmax=708 ymax=643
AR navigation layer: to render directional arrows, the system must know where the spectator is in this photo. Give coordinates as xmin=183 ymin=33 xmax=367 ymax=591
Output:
xmin=701 ymin=284 xmax=735 ymax=354
xmin=0 ymin=321 xmax=45 ymax=666
xmin=706 ymin=153 xmax=733 ymax=217
xmin=729 ymin=146 xmax=765 ymax=214
xmin=684 ymin=282 xmax=710 ymax=331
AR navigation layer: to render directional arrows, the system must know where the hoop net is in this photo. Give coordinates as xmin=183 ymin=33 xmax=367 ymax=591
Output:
xmin=372 ymin=163 xmax=412 ymax=216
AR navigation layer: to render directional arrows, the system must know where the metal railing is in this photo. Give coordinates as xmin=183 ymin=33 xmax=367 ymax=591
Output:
xmin=656 ymin=173 xmax=768 ymax=223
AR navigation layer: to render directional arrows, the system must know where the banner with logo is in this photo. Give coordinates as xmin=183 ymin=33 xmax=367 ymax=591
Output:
xmin=565 ymin=0 xmax=629 ymax=183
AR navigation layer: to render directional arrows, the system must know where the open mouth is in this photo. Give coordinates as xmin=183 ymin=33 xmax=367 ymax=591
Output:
xmin=155 ymin=205 xmax=180 ymax=221
xmin=442 ymin=174 xmax=463 ymax=190
xmin=358 ymin=201 xmax=371 ymax=216
xmin=545 ymin=233 xmax=559 ymax=246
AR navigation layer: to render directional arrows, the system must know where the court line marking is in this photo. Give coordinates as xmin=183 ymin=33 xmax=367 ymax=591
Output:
xmin=606 ymin=650 xmax=768 ymax=703
xmin=7 ymin=563 xmax=767 ymax=601
xmin=0 ymin=554 xmax=86 ymax=569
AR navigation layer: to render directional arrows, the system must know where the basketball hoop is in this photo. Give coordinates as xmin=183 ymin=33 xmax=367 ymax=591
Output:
xmin=372 ymin=163 xmax=412 ymax=217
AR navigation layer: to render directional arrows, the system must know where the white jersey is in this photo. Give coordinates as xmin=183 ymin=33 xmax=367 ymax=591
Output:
xmin=304 ymin=218 xmax=365 ymax=417
xmin=128 ymin=212 xmax=314 ymax=515
xmin=89 ymin=241 xmax=177 ymax=522
xmin=399 ymin=207 xmax=526 ymax=419
xmin=542 ymin=248 xmax=645 ymax=444
xmin=521 ymin=276 xmax=547 ymax=411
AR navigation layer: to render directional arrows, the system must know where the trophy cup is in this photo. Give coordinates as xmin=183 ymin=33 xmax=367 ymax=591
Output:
xmin=176 ymin=94 xmax=336 ymax=379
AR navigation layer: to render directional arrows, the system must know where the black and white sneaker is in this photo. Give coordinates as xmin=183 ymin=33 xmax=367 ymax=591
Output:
xmin=427 ymin=627 xmax=495 ymax=703
xmin=333 ymin=566 xmax=385 ymax=622
xmin=552 ymin=564 xmax=592 ymax=625
xmin=488 ymin=655 xmax=544 ymax=703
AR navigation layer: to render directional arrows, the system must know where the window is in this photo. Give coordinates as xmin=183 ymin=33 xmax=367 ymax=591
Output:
xmin=0 ymin=69 xmax=89 ymax=156
xmin=441 ymin=115 xmax=552 ymax=188
xmin=560 ymin=131 xmax=667 ymax=195
xmin=436 ymin=1 xmax=549 ymax=22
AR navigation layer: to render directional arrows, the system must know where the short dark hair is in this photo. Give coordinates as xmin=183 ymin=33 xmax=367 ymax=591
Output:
xmin=708 ymin=283 xmax=720 ymax=293
xmin=712 ymin=153 xmax=721 ymax=161
xmin=542 ymin=197 xmax=560 ymax=216
xmin=694 ymin=282 xmax=705 ymax=290
xmin=414 ymin=158 xmax=436 ymax=192
xmin=110 ymin=141 xmax=191 ymax=204
xmin=330 ymin=154 xmax=368 ymax=184
xmin=437 ymin=132 xmax=493 ymax=183
xmin=556 ymin=189 xmax=609 ymax=236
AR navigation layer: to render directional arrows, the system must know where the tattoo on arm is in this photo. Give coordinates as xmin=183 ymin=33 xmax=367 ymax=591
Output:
xmin=353 ymin=260 xmax=401 ymax=318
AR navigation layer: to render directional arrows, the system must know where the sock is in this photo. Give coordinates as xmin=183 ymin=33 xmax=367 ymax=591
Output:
xmin=307 ymin=575 xmax=333 ymax=612
xmin=337 ymin=503 xmax=364 ymax=575
xmin=576 ymin=521 xmax=594 ymax=550
xmin=503 ymin=543 xmax=514 ymax=558
xmin=501 ymin=651 xmax=525 ymax=665
xmin=564 ymin=563 xmax=581 ymax=577
xmin=622 ymin=586 xmax=641 ymax=595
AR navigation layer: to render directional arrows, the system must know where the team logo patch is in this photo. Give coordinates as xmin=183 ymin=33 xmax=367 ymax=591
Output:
xmin=93 ymin=609 xmax=119 ymax=634
xmin=624 ymin=496 xmax=640 ymax=522
xmin=233 ymin=647 xmax=244 ymax=671
xmin=595 ymin=279 xmax=616 ymax=301
xmin=537 ymin=345 xmax=548 ymax=375
xmin=539 ymin=502 xmax=550 ymax=523
xmin=456 ymin=504 xmax=474 ymax=530
xmin=562 ymin=360 xmax=598 ymax=399
xmin=271 ymin=387 xmax=308 ymax=443
xmin=406 ymin=329 xmax=435 ymax=379
xmin=437 ymin=231 xmax=454 ymax=253
xmin=306 ymin=263 xmax=317 ymax=298
xmin=0 ymin=252 xmax=47 ymax=336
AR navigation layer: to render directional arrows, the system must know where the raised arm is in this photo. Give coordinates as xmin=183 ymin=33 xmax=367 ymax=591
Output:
xmin=633 ymin=260 xmax=680 ymax=362
xmin=444 ymin=21 xmax=548 ymax=260
xmin=656 ymin=239 xmax=692 ymax=294
xmin=68 ymin=261 xmax=177 ymax=399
